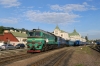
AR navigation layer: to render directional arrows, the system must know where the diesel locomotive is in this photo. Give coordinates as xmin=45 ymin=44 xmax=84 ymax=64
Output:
xmin=26 ymin=29 xmax=67 ymax=53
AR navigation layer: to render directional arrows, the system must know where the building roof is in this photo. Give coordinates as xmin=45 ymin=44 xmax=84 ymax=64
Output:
xmin=60 ymin=30 xmax=68 ymax=33
xmin=54 ymin=25 xmax=68 ymax=33
xmin=11 ymin=32 xmax=27 ymax=38
xmin=69 ymin=29 xmax=80 ymax=36
xmin=55 ymin=25 xmax=60 ymax=30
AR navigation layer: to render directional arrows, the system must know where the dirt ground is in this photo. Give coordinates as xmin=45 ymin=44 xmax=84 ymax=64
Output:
xmin=67 ymin=46 xmax=100 ymax=66
xmin=4 ymin=46 xmax=100 ymax=66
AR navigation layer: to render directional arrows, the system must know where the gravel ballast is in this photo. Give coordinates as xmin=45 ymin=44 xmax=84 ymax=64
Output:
xmin=6 ymin=47 xmax=68 ymax=66
xmin=5 ymin=46 xmax=100 ymax=66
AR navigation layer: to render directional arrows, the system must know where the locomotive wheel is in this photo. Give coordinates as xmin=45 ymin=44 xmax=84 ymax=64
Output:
xmin=41 ymin=43 xmax=48 ymax=52
xmin=45 ymin=44 xmax=49 ymax=51
xmin=41 ymin=45 xmax=45 ymax=52
xmin=48 ymin=45 xmax=51 ymax=50
xmin=46 ymin=44 xmax=49 ymax=51
xmin=44 ymin=41 xmax=48 ymax=51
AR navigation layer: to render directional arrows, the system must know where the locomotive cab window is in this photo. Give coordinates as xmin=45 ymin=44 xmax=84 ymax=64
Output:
xmin=29 ymin=32 xmax=41 ymax=36
xmin=35 ymin=32 xmax=41 ymax=36
xmin=29 ymin=32 xmax=33 ymax=36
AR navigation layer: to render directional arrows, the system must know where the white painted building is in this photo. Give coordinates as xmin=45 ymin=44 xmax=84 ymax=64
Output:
xmin=53 ymin=25 xmax=69 ymax=40
xmin=53 ymin=25 xmax=86 ymax=42
xmin=10 ymin=30 xmax=27 ymax=45
xmin=3 ymin=28 xmax=27 ymax=45
xmin=69 ymin=29 xmax=86 ymax=42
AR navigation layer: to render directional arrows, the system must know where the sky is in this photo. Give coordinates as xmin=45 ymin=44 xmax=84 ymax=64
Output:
xmin=0 ymin=0 xmax=100 ymax=40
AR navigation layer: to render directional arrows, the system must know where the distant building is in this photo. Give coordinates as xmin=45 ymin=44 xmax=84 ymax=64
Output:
xmin=53 ymin=25 xmax=86 ymax=42
xmin=69 ymin=29 xmax=81 ymax=41
xmin=0 ymin=32 xmax=19 ymax=45
xmin=69 ymin=29 xmax=86 ymax=42
xmin=53 ymin=25 xmax=69 ymax=40
xmin=0 ymin=27 xmax=27 ymax=45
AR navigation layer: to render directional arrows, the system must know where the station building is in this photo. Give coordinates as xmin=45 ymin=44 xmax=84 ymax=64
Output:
xmin=53 ymin=25 xmax=86 ymax=42
xmin=69 ymin=29 xmax=86 ymax=42
xmin=53 ymin=25 xmax=69 ymax=40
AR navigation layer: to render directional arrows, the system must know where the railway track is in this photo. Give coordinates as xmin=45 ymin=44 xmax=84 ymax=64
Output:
xmin=0 ymin=48 xmax=66 ymax=66
xmin=0 ymin=49 xmax=27 ymax=57
xmin=89 ymin=44 xmax=100 ymax=52
xmin=28 ymin=49 xmax=74 ymax=66
xmin=0 ymin=53 xmax=31 ymax=66
xmin=0 ymin=51 xmax=48 ymax=66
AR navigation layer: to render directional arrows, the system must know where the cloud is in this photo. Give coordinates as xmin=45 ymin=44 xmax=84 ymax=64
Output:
xmin=50 ymin=2 xmax=97 ymax=12
xmin=90 ymin=6 xmax=97 ymax=10
xmin=24 ymin=10 xmax=80 ymax=24
xmin=0 ymin=18 xmax=19 ymax=23
xmin=23 ymin=2 xmax=97 ymax=25
xmin=0 ymin=0 xmax=21 ymax=8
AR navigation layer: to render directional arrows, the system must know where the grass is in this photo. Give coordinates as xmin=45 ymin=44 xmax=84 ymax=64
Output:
xmin=7 ymin=50 xmax=17 ymax=54
xmin=76 ymin=46 xmax=92 ymax=55
xmin=75 ymin=64 xmax=84 ymax=66
xmin=94 ymin=61 xmax=100 ymax=66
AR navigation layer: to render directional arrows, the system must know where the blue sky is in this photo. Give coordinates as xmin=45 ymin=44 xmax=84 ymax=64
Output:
xmin=0 ymin=0 xmax=100 ymax=40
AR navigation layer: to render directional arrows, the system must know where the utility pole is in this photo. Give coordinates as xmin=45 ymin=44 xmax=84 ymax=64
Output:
xmin=38 ymin=26 xmax=39 ymax=29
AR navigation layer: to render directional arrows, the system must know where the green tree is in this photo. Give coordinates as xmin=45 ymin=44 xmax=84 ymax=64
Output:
xmin=26 ymin=30 xmax=29 ymax=34
xmin=21 ymin=28 xmax=26 ymax=31
xmin=85 ymin=36 xmax=88 ymax=42
xmin=0 ymin=26 xmax=4 ymax=34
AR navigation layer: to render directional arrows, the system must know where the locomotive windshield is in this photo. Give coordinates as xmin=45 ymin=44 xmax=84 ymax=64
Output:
xmin=29 ymin=31 xmax=41 ymax=37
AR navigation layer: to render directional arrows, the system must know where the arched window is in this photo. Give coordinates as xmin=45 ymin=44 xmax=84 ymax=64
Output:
xmin=61 ymin=34 xmax=63 ymax=37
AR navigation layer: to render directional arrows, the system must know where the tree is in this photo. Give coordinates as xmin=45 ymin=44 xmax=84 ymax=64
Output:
xmin=21 ymin=28 xmax=26 ymax=31
xmin=0 ymin=26 xmax=5 ymax=34
xmin=26 ymin=30 xmax=29 ymax=34
xmin=85 ymin=36 xmax=88 ymax=42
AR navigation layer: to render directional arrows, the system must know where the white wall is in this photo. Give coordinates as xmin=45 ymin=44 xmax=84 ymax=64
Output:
xmin=16 ymin=37 xmax=27 ymax=43
xmin=69 ymin=35 xmax=86 ymax=42
xmin=53 ymin=29 xmax=69 ymax=40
